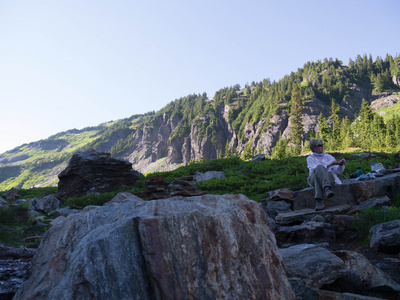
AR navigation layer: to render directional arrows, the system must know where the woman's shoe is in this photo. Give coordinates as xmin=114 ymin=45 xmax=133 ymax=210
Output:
xmin=324 ymin=187 xmax=335 ymax=198
xmin=315 ymin=199 xmax=325 ymax=211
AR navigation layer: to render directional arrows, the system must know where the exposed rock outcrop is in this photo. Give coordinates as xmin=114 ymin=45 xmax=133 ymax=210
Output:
xmin=57 ymin=150 xmax=143 ymax=200
xmin=2 ymin=188 xmax=21 ymax=202
xmin=393 ymin=75 xmax=400 ymax=88
xmin=290 ymin=171 xmax=400 ymax=212
xmin=369 ymin=220 xmax=400 ymax=254
xmin=0 ymin=245 xmax=36 ymax=299
xmin=30 ymin=194 xmax=60 ymax=213
xmin=124 ymin=84 xmax=384 ymax=172
xmin=133 ymin=175 xmax=207 ymax=200
xmin=14 ymin=193 xmax=295 ymax=299
xmin=280 ymin=244 xmax=346 ymax=288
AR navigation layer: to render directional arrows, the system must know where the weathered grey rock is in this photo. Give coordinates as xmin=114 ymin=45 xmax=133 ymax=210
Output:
xmin=266 ymin=215 xmax=277 ymax=231
xmin=311 ymin=214 xmax=326 ymax=222
xmin=373 ymin=257 xmax=400 ymax=284
xmin=50 ymin=216 xmax=66 ymax=226
xmin=0 ymin=259 xmax=31 ymax=299
xmin=0 ymin=245 xmax=36 ymax=259
xmin=275 ymin=221 xmax=337 ymax=245
xmin=371 ymin=91 xmax=400 ymax=111
xmin=293 ymin=185 xmax=356 ymax=210
xmin=31 ymin=194 xmax=61 ymax=213
xmin=0 ymin=245 xmax=36 ymax=299
xmin=3 ymin=188 xmax=20 ymax=202
xmin=341 ymin=294 xmax=388 ymax=300
xmin=263 ymin=188 xmax=293 ymax=203
xmin=57 ymin=150 xmax=143 ymax=200
xmin=279 ymin=244 xmax=345 ymax=288
xmin=0 ymin=197 xmax=6 ymax=207
xmin=333 ymin=250 xmax=400 ymax=296
xmin=276 ymin=205 xmax=351 ymax=225
xmin=14 ymin=199 xmax=27 ymax=206
xmin=333 ymin=215 xmax=356 ymax=228
xmin=263 ymin=200 xmax=292 ymax=219
xmin=356 ymin=195 xmax=392 ymax=211
xmin=53 ymin=206 xmax=81 ymax=217
xmin=350 ymin=172 xmax=400 ymax=202
xmin=250 ymin=154 xmax=266 ymax=161
xmin=393 ymin=75 xmax=400 ymax=88
xmin=293 ymin=173 xmax=400 ymax=210
xmin=288 ymin=278 xmax=320 ymax=300
xmin=169 ymin=175 xmax=207 ymax=197
xmin=369 ymin=220 xmax=400 ymax=253
xmin=289 ymin=277 xmax=385 ymax=300
xmin=14 ymin=193 xmax=295 ymax=300
xmin=194 ymin=171 xmax=226 ymax=182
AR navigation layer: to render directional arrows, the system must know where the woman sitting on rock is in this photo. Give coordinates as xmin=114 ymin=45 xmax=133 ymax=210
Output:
xmin=307 ymin=138 xmax=346 ymax=211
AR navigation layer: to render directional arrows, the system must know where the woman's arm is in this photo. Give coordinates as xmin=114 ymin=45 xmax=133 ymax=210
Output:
xmin=307 ymin=156 xmax=318 ymax=173
xmin=326 ymin=155 xmax=345 ymax=173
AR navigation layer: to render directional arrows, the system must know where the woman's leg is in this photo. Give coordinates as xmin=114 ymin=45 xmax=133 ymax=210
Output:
xmin=308 ymin=165 xmax=335 ymax=199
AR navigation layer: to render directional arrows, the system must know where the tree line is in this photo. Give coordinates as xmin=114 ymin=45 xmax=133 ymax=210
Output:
xmin=271 ymin=95 xmax=400 ymax=159
xmin=84 ymin=54 xmax=400 ymax=159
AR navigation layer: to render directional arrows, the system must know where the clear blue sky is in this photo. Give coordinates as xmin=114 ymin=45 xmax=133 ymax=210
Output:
xmin=0 ymin=0 xmax=399 ymax=154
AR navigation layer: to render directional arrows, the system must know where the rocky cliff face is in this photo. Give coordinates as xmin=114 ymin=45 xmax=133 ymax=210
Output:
xmin=125 ymin=105 xmax=234 ymax=172
xmin=121 ymin=88 xmax=400 ymax=172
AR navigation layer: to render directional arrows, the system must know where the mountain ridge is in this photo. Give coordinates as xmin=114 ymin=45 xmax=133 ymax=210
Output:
xmin=1 ymin=54 xmax=400 ymax=190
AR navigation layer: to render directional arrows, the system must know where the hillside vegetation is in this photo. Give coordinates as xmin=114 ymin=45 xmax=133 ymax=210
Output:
xmin=2 ymin=151 xmax=400 ymax=248
xmin=0 ymin=54 xmax=400 ymax=190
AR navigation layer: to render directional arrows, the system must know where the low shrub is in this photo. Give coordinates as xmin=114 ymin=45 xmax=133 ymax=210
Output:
xmin=350 ymin=206 xmax=400 ymax=245
xmin=391 ymin=192 xmax=400 ymax=207
xmin=0 ymin=206 xmax=31 ymax=225
xmin=0 ymin=224 xmax=49 ymax=247
xmin=63 ymin=183 xmax=143 ymax=209
xmin=64 ymin=192 xmax=117 ymax=209
xmin=18 ymin=187 xmax=58 ymax=199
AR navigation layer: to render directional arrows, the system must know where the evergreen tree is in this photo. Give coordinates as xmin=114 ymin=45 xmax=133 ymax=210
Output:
xmin=385 ymin=118 xmax=396 ymax=149
xmin=373 ymin=73 xmax=384 ymax=93
xmin=242 ymin=140 xmax=253 ymax=160
xmin=358 ymin=99 xmax=374 ymax=150
xmin=394 ymin=114 xmax=400 ymax=145
xmin=339 ymin=117 xmax=352 ymax=149
xmin=318 ymin=113 xmax=330 ymax=145
xmin=329 ymin=99 xmax=341 ymax=149
xmin=371 ymin=114 xmax=386 ymax=150
xmin=271 ymin=132 xmax=288 ymax=159
xmin=224 ymin=141 xmax=233 ymax=158
xmin=289 ymin=84 xmax=304 ymax=154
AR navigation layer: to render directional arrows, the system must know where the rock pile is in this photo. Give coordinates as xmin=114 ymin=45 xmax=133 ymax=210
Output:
xmin=262 ymin=172 xmax=400 ymax=299
xmin=3 ymin=188 xmax=21 ymax=202
xmin=0 ymin=189 xmax=79 ymax=298
xmin=135 ymin=175 xmax=208 ymax=200
xmin=57 ymin=150 xmax=143 ymax=200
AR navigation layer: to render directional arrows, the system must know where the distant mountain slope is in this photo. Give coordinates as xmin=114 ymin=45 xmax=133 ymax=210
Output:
xmin=1 ymin=54 xmax=399 ymax=190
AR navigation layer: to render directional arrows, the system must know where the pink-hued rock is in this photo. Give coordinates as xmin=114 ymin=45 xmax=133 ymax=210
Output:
xmin=14 ymin=193 xmax=295 ymax=300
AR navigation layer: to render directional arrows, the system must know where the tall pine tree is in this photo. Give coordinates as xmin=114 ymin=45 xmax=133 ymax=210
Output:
xmin=329 ymin=99 xmax=341 ymax=149
xmin=289 ymin=84 xmax=304 ymax=154
xmin=318 ymin=113 xmax=331 ymax=146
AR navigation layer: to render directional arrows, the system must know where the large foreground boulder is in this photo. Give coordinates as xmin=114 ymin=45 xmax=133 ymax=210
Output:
xmin=14 ymin=193 xmax=295 ymax=299
xmin=57 ymin=150 xmax=143 ymax=200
